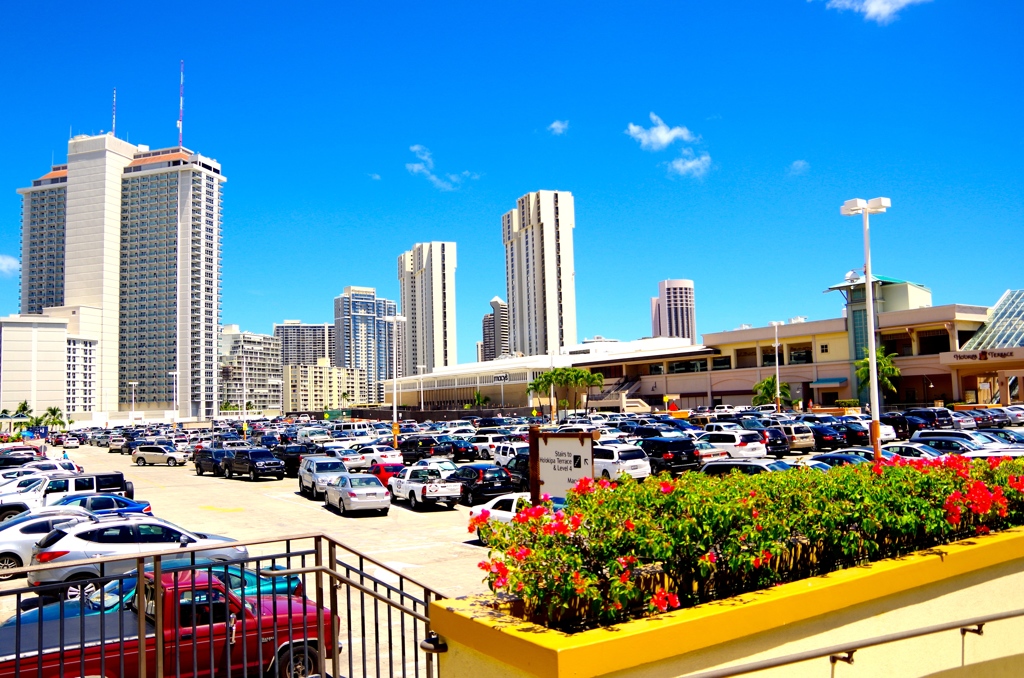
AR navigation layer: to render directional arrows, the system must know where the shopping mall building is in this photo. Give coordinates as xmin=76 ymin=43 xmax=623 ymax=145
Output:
xmin=386 ymin=276 xmax=1024 ymax=412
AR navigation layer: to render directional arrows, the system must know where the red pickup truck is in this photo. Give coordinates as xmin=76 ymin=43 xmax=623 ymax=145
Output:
xmin=0 ymin=569 xmax=338 ymax=677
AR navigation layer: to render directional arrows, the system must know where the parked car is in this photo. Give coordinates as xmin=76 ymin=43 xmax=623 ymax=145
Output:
xmin=701 ymin=459 xmax=793 ymax=476
xmin=324 ymin=473 xmax=390 ymax=515
xmin=28 ymin=515 xmax=248 ymax=598
xmin=298 ymin=456 xmax=349 ymax=499
xmin=0 ymin=472 xmax=134 ymax=521
xmin=22 ymin=460 xmax=83 ymax=474
xmin=387 ymin=467 xmax=463 ymax=509
xmin=63 ymin=437 xmax=80 ymax=450
xmin=502 ymin=454 xmax=531 ymax=491
xmin=759 ymin=427 xmax=791 ymax=457
xmin=911 ymin=430 xmax=1011 ymax=450
xmin=808 ymin=453 xmax=871 ymax=467
xmin=359 ymin=444 xmax=403 ymax=466
xmin=882 ymin=442 xmax=943 ymax=459
xmin=982 ymin=408 xmax=1012 ymax=428
xmin=637 ymin=437 xmax=722 ymax=474
xmin=193 ymin=448 xmax=231 ymax=476
xmin=979 ymin=428 xmax=1024 ymax=447
xmin=840 ymin=448 xmax=899 ymax=463
xmin=989 ymin=407 xmax=1024 ymax=426
xmin=843 ymin=421 xmax=872 ymax=446
xmin=592 ymin=445 xmax=652 ymax=480
xmin=775 ymin=424 xmax=816 ymax=453
xmin=951 ymin=411 xmax=978 ymax=430
xmin=132 ymin=444 xmax=189 ymax=467
xmin=449 ymin=464 xmax=517 ymax=506
xmin=398 ymin=435 xmax=458 ymax=464
xmin=468 ymin=493 xmax=531 ymax=544
xmin=466 ymin=434 xmax=508 ymax=460
xmin=412 ymin=458 xmax=460 ymax=478
xmin=224 ymin=448 xmax=285 ymax=481
xmin=106 ymin=436 xmax=126 ymax=452
xmin=494 ymin=442 xmax=529 ymax=467
xmin=905 ymin=408 xmax=954 ymax=430
xmin=878 ymin=412 xmax=910 ymax=440
xmin=52 ymin=494 xmax=152 ymax=515
xmin=963 ymin=409 xmax=996 ymax=427
xmin=808 ymin=425 xmax=845 ymax=451
xmin=272 ymin=444 xmax=308 ymax=477
xmin=368 ymin=462 xmax=405 ymax=486
xmin=697 ymin=431 xmax=767 ymax=458
xmin=0 ymin=507 xmax=94 ymax=579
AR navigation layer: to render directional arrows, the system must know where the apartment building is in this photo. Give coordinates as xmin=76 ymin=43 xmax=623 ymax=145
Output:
xmin=283 ymin=358 xmax=365 ymax=412
xmin=397 ymin=242 xmax=456 ymax=374
xmin=334 ymin=286 xmax=400 ymax=403
xmin=502 ymin=190 xmax=577 ymax=357
xmin=17 ymin=166 xmax=67 ymax=314
xmin=480 ymin=296 xmax=509 ymax=361
xmin=274 ymin=320 xmax=335 ymax=366
xmin=651 ymin=279 xmax=696 ymax=343
xmin=219 ymin=325 xmax=283 ymax=414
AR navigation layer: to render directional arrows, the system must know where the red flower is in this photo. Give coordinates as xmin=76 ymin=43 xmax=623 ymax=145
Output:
xmin=659 ymin=481 xmax=674 ymax=495
xmin=506 ymin=547 xmax=532 ymax=562
xmin=623 ymin=518 xmax=636 ymax=531
xmin=756 ymin=524 xmax=763 ymax=532
xmin=619 ymin=570 xmax=631 ymax=583
xmin=572 ymin=476 xmax=596 ymax=495
xmin=699 ymin=551 xmax=717 ymax=564
xmin=467 ymin=509 xmax=491 ymax=533
xmin=571 ymin=571 xmax=587 ymax=595
xmin=975 ymin=525 xmax=991 ymax=536
xmin=571 ymin=513 xmax=584 ymax=530
xmin=749 ymin=490 xmax=757 ymax=498
xmin=650 ymin=587 xmax=680 ymax=612
xmin=616 ymin=555 xmax=637 ymax=568
xmin=598 ymin=478 xmax=612 ymax=489
xmin=751 ymin=509 xmax=759 ymax=519
xmin=872 ymin=462 xmax=883 ymax=476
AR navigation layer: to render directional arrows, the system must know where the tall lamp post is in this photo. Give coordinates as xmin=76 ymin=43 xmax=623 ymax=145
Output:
xmin=383 ymin=315 xmax=406 ymax=447
xmin=128 ymin=381 xmax=138 ymax=422
xmin=841 ymin=197 xmax=891 ymax=462
xmin=769 ymin=321 xmax=784 ymax=412
xmin=417 ymin=364 xmax=426 ymax=412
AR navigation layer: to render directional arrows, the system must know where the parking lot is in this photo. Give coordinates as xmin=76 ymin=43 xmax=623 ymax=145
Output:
xmin=18 ymin=442 xmax=492 ymax=600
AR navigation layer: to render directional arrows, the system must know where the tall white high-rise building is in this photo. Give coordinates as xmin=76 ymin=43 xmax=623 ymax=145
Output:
xmin=398 ymin=242 xmax=457 ymax=374
xmin=219 ymin=325 xmax=283 ymax=414
xmin=274 ymin=320 xmax=336 ymax=366
xmin=481 ymin=296 xmax=509 ymax=361
xmin=651 ymin=279 xmax=696 ymax=343
xmin=17 ymin=133 xmax=224 ymax=420
xmin=334 ymin=286 xmax=400 ymax=403
xmin=502 ymin=190 xmax=577 ymax=356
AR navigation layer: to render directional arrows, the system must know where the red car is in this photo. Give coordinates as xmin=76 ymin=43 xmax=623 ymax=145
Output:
xmin=369 ymin=463 xmax=405 ymax=486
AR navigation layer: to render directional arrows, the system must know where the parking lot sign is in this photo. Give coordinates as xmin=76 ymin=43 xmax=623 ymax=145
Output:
xmin=528 ymin=428 xmax=597 ymax=503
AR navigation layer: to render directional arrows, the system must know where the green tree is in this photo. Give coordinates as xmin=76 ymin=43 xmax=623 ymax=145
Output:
xmin=581 ymin=371 xmax=605 ymax=411
xmin=752 ymin=376 xmax=791 ymax=406
xmin=341 ymin=392 xmax=351 ymax=407
xmin=528 ymin=371 xmax=556 ymax=418
xmin=855 ymin=347 xmax=901 ymax=403
xmin=44 ymin=406 xmax=66 ymax=430
xmin=15 ymin=401 xmax=31 ymax=416
xmin=470 ymin=390 xmax=491 ymax=410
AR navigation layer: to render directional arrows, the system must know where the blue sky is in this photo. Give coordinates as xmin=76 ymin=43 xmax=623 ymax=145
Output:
xmin=1 ymin=0 xmax=1021 ymax=363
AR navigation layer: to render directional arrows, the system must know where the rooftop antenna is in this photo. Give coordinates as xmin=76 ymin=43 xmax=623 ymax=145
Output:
xmin=176 ymin=60 xmax=184 ymax=147
xmin=111 ymin=88 xmax=117 ymax=138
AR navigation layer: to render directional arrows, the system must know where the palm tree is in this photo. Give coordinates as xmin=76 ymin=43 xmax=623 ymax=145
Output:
xmin=470 ymin=390 xmax=491 ymax=410
xmin=752 ymin=376 xmax=791 ymax=406
xmin=855 ymin=347 xmax=901 ymax=405
xmin=341 ymin=392 xmax=351 ymax=408
xmin=528 ymin=372 xmax=556 ymax=419
xmin=45 ymin=406 xmax=66 ymax=430
xmin=15 ymin=401 xmax=31 ymax=416
xmin=581 ymin=371 xmax=605 ymax=411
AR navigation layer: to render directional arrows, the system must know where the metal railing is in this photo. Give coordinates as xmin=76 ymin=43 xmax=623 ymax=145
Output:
xmin=681 ymin=607 xmax=1024 ymax=677
xmin=0 ymin=531 xmax=443 ymax=678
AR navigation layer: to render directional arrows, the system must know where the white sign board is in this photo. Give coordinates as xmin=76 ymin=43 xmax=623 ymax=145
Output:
xmin=536 ymin=434 xmax=593 ymax=499
xmin=493 ymin=373 xmax=510 ymax=383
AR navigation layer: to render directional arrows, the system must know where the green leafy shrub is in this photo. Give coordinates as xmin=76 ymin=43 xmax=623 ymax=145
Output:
xmin=835 ymin=399 xmax=861 ymax=408
xmin=472 ymin=456 xmax=1024 ymax=632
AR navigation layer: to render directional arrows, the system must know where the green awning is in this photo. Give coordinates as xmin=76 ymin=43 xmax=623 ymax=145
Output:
xmin=810 ymin=378 xmax=848 ymax=388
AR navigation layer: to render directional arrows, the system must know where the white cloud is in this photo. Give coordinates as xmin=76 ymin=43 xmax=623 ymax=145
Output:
xmin=405 ymin=145 xmax=477 ymax=192
xmin=626 ymin=112 xmax=697 ymax=151
xmin=368 ymin=173 xmax=381 ymax=180
xmin=668 ymin=151 xmax=712 ymax=179
xmin=788 ymin=160 xmax=810 ymax=176
xmin=0 ymin=255 xmax=19 ymax=277
xmin=822 ymin=0 xmax=932 ymax=24
xmin=547 ymin=120 xmax=569 ymax=135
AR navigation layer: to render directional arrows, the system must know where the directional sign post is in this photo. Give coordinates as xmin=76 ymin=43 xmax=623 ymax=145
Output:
xmin=529 ymin=427 xmax=597 ymax=504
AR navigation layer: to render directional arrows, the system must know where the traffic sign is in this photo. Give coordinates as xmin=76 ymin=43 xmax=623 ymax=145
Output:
xmin=529 ymin=429 xmax=595 ymax=502
xmin=531 ymin=409 xmax=538 ymax=417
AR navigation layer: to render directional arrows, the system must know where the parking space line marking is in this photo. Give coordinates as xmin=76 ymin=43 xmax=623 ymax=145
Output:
xmin=197 ymin=505 xmax=245 ymax=512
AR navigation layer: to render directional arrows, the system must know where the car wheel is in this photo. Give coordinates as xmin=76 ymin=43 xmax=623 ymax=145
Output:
xmin=249 ymin=470 xmax=257 ymax=482
xmin=0 ymin=509 xmax=20 ymax=523
xmin=0 ymin=553 xmax=22 ymax=580
xmin=337 ymin=499 xmax=346 ymax=515
xmin=64 ymin=575 xmax=98 ymax=601
xmin=379 ymin=508 xmax=389 ymax=516
xmin=276 ymin=474 xmax=284 ymax=480
xmin=276 ymin=644 xmax=318 ymax=678
xmin=225 ymin=467 xmax=232 ymax=479
xmin=409 ymin=492 xmax=419 ymax=510
xmin=196 ymin=465 xmax=204 ymax=476
xmin=136 ymin=457 xmax=146 ymax=466
xmin=477 ymin=528 xmax=489 ymax=546
xmin=601 ymin=470 xmax=611 ymax=479
xmin=167 ymin=458 xmax=177 ymax=467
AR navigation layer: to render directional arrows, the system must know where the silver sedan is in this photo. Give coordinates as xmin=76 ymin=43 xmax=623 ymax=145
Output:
xmin=324 ymin=473 xmax=390 ymax=516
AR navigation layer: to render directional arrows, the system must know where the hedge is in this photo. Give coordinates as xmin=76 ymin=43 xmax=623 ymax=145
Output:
xmin=471 ymin=456 xmax=1024 ymax=632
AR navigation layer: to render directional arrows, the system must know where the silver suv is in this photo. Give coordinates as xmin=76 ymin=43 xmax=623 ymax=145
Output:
xmin=28 ymin=514 xmax=246 ymax=597
xmin=0 ymin=507 xmax=93 ymax=579
xmin=297 ymin=456 xmax=349 ymax=500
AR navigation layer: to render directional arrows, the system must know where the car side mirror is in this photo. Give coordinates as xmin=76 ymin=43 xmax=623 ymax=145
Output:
xmin=179 ymin=535 xmax=194 ymax=547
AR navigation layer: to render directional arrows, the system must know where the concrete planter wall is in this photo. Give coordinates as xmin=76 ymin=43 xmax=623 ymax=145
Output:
xmin=431 ymin=528 xmax=1024 ymax=677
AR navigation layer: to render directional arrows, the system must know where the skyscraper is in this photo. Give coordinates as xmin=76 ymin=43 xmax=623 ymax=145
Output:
xmin=219 ymin=325 xmax=283 ymax=414
xmin=334 ymin=286 xmax=400 ymax=403
xmin=17 ymin=133 xmax=224 ymax=419
xmin=651 ymin=279 xmax=696 ymax=343
xmin=502 ymin=190 xmax=577 ymax=357
xmin=480 ymin=296 xmax=509 ymax=361
xmin=118 ymin=146 xmax=224 ymax=418
xmin=397 ymin=242 xmax=457 ymax=374
xmin=274 ymin=320 xmax=336 ymax=366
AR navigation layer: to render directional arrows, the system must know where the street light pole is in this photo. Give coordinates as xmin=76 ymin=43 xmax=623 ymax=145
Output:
xmin=842 ymin=197 xmax=891 ymax=463
xmin=769 ymin=321 xmax=784 ymax=412
xmin=384 ymin=315 xmax=406 ymax=447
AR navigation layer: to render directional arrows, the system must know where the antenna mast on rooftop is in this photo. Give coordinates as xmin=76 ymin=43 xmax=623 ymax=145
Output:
xmin=176 ymin=60 xmax=184 ymax=147
xmin=111 ymin=88 xmax=117 ymax=138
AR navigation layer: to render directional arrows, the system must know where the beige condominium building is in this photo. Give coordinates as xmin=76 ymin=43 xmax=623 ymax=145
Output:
xmin=284 ymin=358 xmax=366 ymax=413
xmin=219 ymin=325 xmax=283 ymax=415
xmin=273 ymin=320 xmax=335 ymax=366
xmin=398 ymin=242 xmax=457 ymax=375
xmin=387 ymin=274 xmax=1024 ymax=412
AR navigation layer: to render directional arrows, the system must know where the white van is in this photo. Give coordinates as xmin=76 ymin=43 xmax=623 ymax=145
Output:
xmin=335 ymin=421 xmax=375 ymax=439
xmin=297 ymin=426 xmax=333 ymax=445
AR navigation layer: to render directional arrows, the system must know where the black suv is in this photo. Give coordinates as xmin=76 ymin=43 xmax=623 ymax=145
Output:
xmin=450 ymin=463 xmax=516 ymax=505
xmin=504 ymin=453 xmax=531 ymax=491
xmin=761 ymin=428 xmax=791 ymax=457
xmin=879 ymin=412 xmax=909 ymax=440
xmin=272 ymin=444 xmax=308 ymax=477
xmin=905 ymin=408 xmax=954 ymax=430
xmin=224 ymin=448 xmax=285 ymax=481
xmin=398 ymin=436 xmax=457 ymax=463
xmin=194 ymin=449 xmax=231 ymax=476
xmin=450 ymin=438 xmax=478 ymax=462
xmin=636 ymin=437 xmax=702 ymax=475
xmin=808 ymin=425 xmax=845 ymax=451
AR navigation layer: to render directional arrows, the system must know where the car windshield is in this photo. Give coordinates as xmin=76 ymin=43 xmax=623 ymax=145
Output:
xmin=766 ymin=461 xmax=792 ymax=471
xmin=351 ymin=477 xmax=383 ymax=488
xmin=618 ymin=449 xmax=647 ymax=461
xmin=315 ymin=461 xmax=345 ymax=472
xmin=435 ymin=436 xmax=455 ymax=443
xmin=17 ymin=479 xmax=44 ymax=493
xmin=88 ymin=579 xmax=134 ymax=611
xmin=250 ymin=451 xmax=275 ymax=461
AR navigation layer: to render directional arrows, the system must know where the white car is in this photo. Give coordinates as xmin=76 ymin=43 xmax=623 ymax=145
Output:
xmin=593 ymin=444 xmax=652 ymax=480
xmin=468 ymin=493 xmax=532 ymax=544
xmin=63 ymin=437 xmax=80 ymax=450
xmin=21 ymin=460 xmax=82 ymax=474
xmin=494 ymin=442 xmax=529 ymax=467
xmin=0 ymin=507 xmax=94 ymax=579
xmin=468 ymin=434 xmax=508 ymax=460
xmin=411 ymin=458 xmax=459 ymax=479
xmin=360 ymin=445 xmax=402 ymax=466
xmin=698 ymin=431 xmax=767 ymax=459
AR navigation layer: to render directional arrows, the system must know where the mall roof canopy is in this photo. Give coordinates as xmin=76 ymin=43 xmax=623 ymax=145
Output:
xmin=826 ymin=274 xmax=929 ymax=292
xmin=809 ymin=377 xmax=848 ymax=388
xmin=963 ymin=290 xmax=1024 ymax=350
